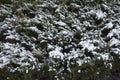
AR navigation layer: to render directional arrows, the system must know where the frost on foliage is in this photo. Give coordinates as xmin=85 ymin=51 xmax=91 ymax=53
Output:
xmin=49 ymin=46 xmax=64 ymax=59
xmin=104 ymin=22 xmax=113 ymax=29
xmin=96 ymin=10 xmax=106 ymax=20
xmin=110 ymin=38 xmax=120 ymax=47
xmin=108 ymin=27 xmax=120 ymax=38
xmin=5 ymin=30 xmax=20 ymax=41
xmin=0 ymin=43 xmax=36 ymax=68
xmin=54 ymin=21 xmax=67 ymax=26
xmin=0 ymin=0 xmax=120 ymax=75
xmin=79 ymin=40 xmax=96 ymax=51
xmin=89 ymin=9 xmax=106 ymax=20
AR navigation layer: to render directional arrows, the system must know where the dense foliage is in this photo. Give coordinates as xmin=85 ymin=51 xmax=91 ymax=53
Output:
xmin=0 ymin=0 xmax=120 ymax=79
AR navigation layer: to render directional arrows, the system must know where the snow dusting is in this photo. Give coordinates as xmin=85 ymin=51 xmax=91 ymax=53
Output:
xmin=0 ymin=1 xmax=120 ymax=78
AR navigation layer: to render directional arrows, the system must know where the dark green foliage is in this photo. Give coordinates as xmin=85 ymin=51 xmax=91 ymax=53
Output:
xmin=0 ymin=0 xmax=12 ymax=4
xmin=35 ymin=23 xmax=44 ymax=31
xmin=16 ymin=28 xmax=38 ymax=38
xmin=7 ymin=61 xmax=21 ymax=68
xmin=79 ymin=59 xmax=110 ymax=80
xmin=111 ymin=54 xmax=120 ymax=73
xmin=0 ymin=15 xmax=6 ymax=22
xmin=74 ymin=31 xmax=83 ymax=40
xmin=22 ymin=10 xmax=36 ymax=18
xmin=38 ymin=41 xmax=48 ymax=50
xmin=0 ymin=62 xmax=55 ymax=80
xmin=6 ymin=38 xmax=20 ymax=44
xmin=0 ymin=31 xmax=6 ymax=42
xmin=21 ymin=43 xmax=33 ymax=51
xmin=101 ymin=28 xmax=111 ymax=37
xmin=84 ymin=48 xmax=94 ymax=58
xmin=34 ymin=54 xmax=44 ymax=63
xmin=0 ymin=67 xmax=28 ymax=80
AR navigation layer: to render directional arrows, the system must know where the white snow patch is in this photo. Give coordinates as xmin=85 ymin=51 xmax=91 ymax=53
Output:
xmin=79 ymin=40 xmax=96 ymax=51
xmin=1 ymin=24 xmax=8 ymax=29
xmin=31 ymin=18 xmax=41 ymax=23
xmin=96 ymin=10 xmax=106 ymax=20
xmin=61 ymin=30 xmax=69 ymax=35
xmin=78 ymin=70 xmax=81 ymax=73
xmin=49 ymin=46 xmax=64 ymax=59
xmin=4 ymin=43 xmax=12 ymax=49
xmin=100 ymin=53 xmax=110 ymax=60
xmin=68 ymin=49 xmax=80 ymax=60
xmin=54 ymin=21 xmax=67 ymax=26
xmin=104 ymin=22 xmax=113 ymax=29
xmin=83 ymin=21 xmax=91 ymax=27
xmin=1 ymin=8 xmax=9 ymax=14
xmin=29 ymin=27 xmax=39 ymax=32
xmin=108 ymin=28 xmax=120 ymax=38
xmin=58 ymin=30 xmax=73 ymax=36
xmin=72 ymin=25 xmax=81 ymax=30
xmin=6 ymin=35 xmax=16 ymax=39
xmin=48 ymin=44 xmax=54 ymax=50
xmin=0 ymin=42 xmax=36 ymax=68
xmin=110 ymin=38 xmax=120 ymax=47
xmin=89 ymin=9 xmax=106 ymax=20
xmin=38 ymin=14 xmax=44 ymax=20
xmin=55 ymin=6 xmax=61 ymax=12
xmin=76 ymin=60 xmax=84 ymax=66
xmin=6 ymin=33 xmax=20 ymax=40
